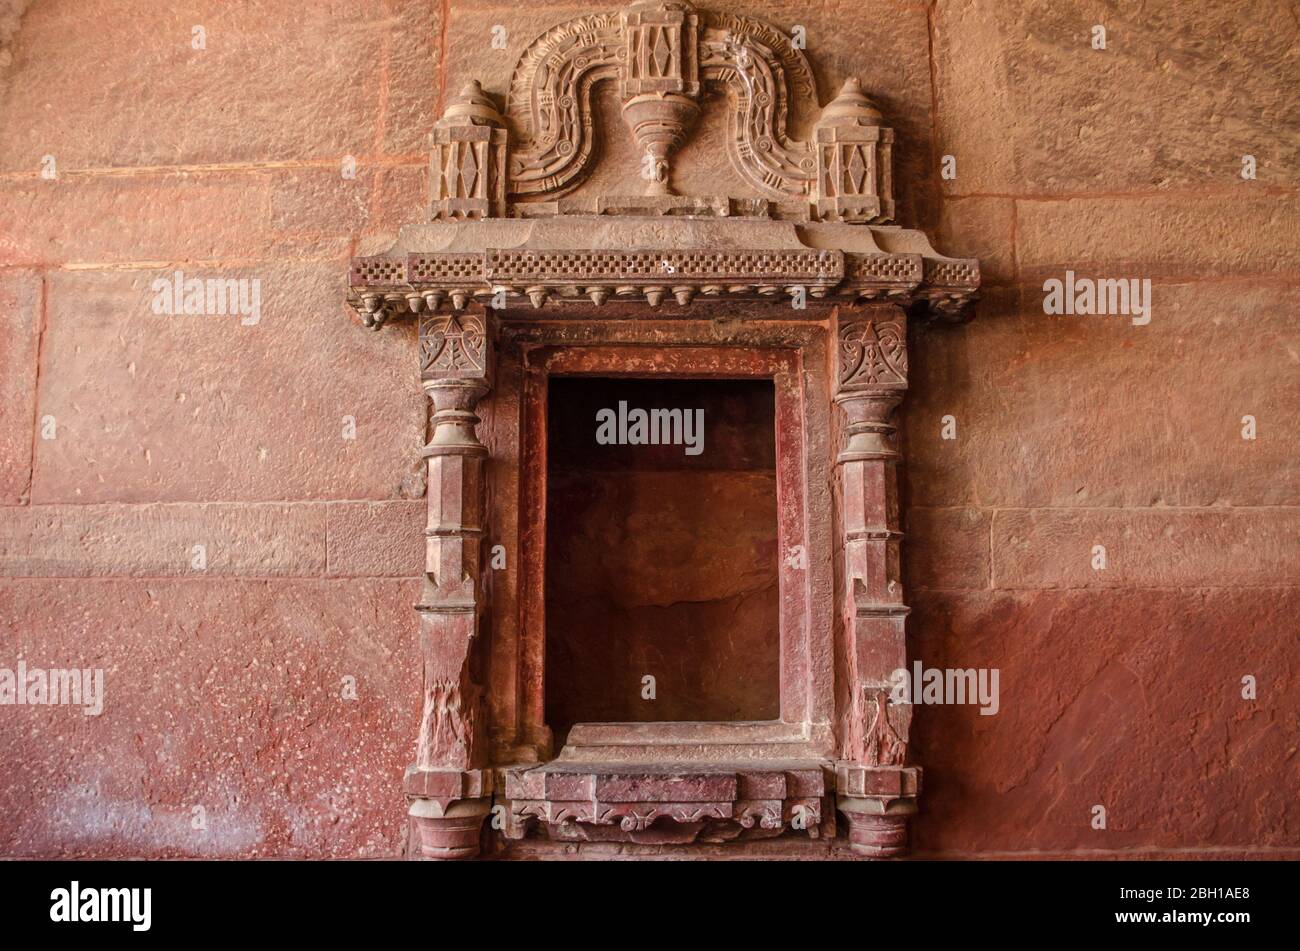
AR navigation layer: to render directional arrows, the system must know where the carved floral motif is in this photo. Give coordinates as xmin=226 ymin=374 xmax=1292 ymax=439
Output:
xmin=838 ymin=320 xmax=908 ymax=388
xmin=419 ymin=315 xmax=487 ymax=375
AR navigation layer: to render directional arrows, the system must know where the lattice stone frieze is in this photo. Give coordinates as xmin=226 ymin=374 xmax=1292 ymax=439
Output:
xmin=485 ymin=248 xmax=843 ymax=283
xmin=925 ymin=259 xmax=981 ymax=286
xmin=409 ymin=254 xmax=486 ymax=283
xmin=347 ymin=243 xmax=975 ymax=325
xmin=848 ymin=254 xmax=923 ymax=284
xmin=351 ymin=257 xmax=407 ymax=286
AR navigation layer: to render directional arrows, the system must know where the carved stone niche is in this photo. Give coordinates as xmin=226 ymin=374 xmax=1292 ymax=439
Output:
xmin=347 ymin=0 xmax=978 ymax=860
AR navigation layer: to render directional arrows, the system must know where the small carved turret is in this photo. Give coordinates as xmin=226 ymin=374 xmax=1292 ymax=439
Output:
xmin=430 ymin=80 xmax=509 ymax=220
xmin=814 ymin=79 xmax=895 ymax=224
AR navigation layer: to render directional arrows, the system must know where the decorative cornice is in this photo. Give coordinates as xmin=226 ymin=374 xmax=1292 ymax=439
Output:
xmin=349 ymin=218 xmax=978 ymax=327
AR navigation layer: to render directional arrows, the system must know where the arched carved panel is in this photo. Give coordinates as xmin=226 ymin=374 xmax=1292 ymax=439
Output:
xmin=699 ymin=11 xmax=819 ymax=199
xmin=505 ymin=13 xmax=624 ymax=197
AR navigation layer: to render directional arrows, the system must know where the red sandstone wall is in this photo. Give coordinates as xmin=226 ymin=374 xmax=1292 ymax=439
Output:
xmin=0 ymin=1 xmax=1295 ymax=857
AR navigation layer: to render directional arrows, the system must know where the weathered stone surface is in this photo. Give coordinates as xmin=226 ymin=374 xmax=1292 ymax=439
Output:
xmin=29 ymin=264 xmax=425 ymax=503
xmin=909 ymin=587 xmax=1300 ymax=853
xmin=385 ymin=0 xmax=447 ymax=157
xmin=937 ymin=196 xmax=1015 ymax=285
xmin=992 ymin=508 xmax=1300 ymax=589
xmin=906 ymin=283 xmax=1300 ymax=508
xmin=0 ymin=0 xmax=416 ymax=172
xmin=357 ymin=164 xmax=428 ymax=252
xmin=0 ymin=269 xmax=40 ymax=503
xmin=903 ymin=507 xmax=989 ymax=591
xmin=0 ymin=578 xmax=420 ymax=858
xmin=0 ymin=166 xmax=394 ymax=268
xmin=933 ymin=0 xmax=1300 ymax=195
xmin=0 ymin=503 xmax=325 ymax=577
xmin=326 ymin=500 xmax=425 ymax=577
xmin=1017 ymin=193 xmax=1300 ymax=280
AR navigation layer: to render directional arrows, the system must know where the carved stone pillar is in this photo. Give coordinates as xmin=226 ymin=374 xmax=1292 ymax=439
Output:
xmin=833 ymin=309 xmax=920 ymax=857
xmin=404 ymin=311 xmax=494 ymax=859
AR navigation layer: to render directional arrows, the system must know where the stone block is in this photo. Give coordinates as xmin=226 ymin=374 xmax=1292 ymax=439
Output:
xmin=0 ymin=270 xmax=40 ymax=502
xmin=29 ymin=264 xmax=425 ymax=503
xmin=0 ymin=578 xmax=421 ymax=858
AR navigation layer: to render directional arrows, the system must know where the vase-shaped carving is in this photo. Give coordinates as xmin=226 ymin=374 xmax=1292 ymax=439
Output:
xmin=621 ymin=93 xmax=700 ymax=195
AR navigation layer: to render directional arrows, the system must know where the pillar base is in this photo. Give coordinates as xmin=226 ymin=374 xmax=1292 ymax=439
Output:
xmin=408 ymin=797 xmax=492 ymax=860
xmin=837 ymin=791 xmax=917 ymax=859
xmin=841 ymin=811 xmax=910 ymax=857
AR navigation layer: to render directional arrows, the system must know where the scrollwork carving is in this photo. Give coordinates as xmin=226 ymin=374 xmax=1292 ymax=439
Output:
xmin=498 ymin=1 xmax=882 ymax=210
xmin=506 ymin=14 xmax=623 ymax=198
xmin=699 ymin=12 xmax=819 ymax=199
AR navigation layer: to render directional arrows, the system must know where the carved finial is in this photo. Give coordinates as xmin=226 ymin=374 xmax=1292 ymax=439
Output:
xmin=438 ymin=80 xmax=505 ymax=127
xmin=817 ymin=78 xmax=884 ymax=128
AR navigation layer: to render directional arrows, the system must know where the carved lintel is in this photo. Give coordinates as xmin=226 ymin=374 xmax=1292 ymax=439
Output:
xmin=348 ymin=241 xmax=975 ymax=323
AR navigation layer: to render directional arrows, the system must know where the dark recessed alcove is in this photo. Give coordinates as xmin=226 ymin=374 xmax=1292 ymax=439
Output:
xmin=544 ymin=377 xmax=781 ymax=741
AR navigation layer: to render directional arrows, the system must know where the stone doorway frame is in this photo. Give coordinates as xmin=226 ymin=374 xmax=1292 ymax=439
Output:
xmin=514 ymin=334 xmax=829 ymax=756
